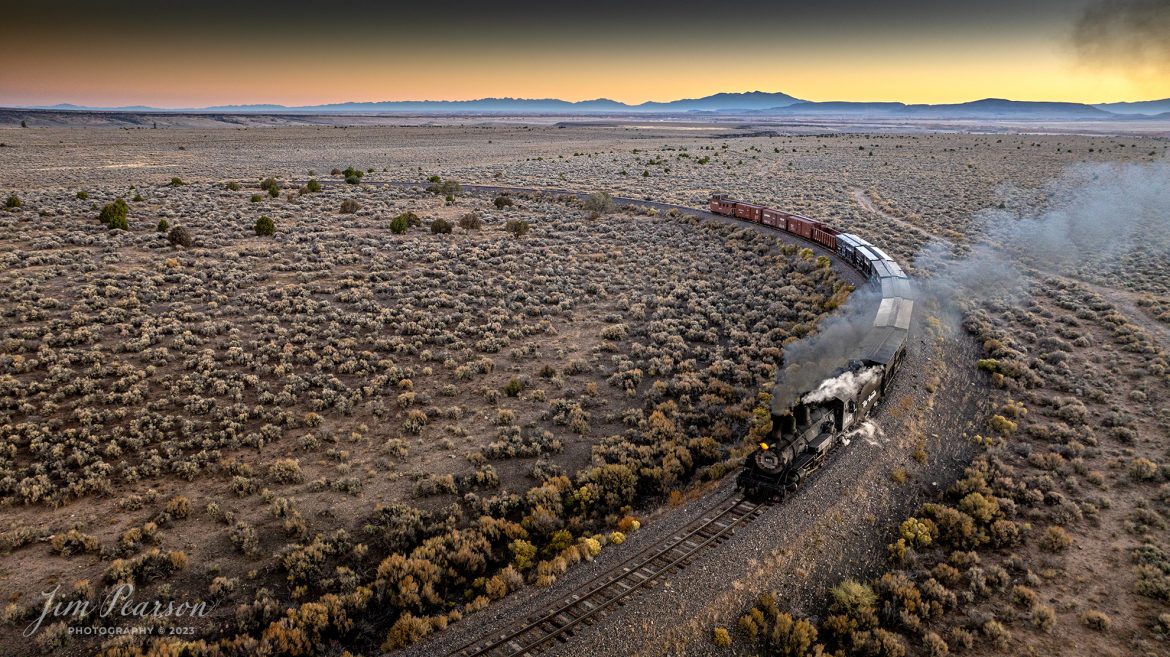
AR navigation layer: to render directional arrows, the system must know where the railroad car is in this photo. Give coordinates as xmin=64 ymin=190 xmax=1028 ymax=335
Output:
xmin=735 ymin=202 xmax=764 ymax=223
xmin=709 ymin=194 xmax=736 ymax=216
xmin=707 ymin=193 xmax=914 ymax=499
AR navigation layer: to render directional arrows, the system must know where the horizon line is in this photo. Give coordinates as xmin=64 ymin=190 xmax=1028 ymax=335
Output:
xmin=4 ymin=90 xmax=1170 ymax=112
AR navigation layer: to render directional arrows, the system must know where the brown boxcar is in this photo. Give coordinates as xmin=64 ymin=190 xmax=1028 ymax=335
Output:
xmin=761 ymin=208 xmax=787 ymax=230
xmin=734 ymin=203 xmax=764 ymax=223
xmin=786 ymin=215 xmax=816 ymax=239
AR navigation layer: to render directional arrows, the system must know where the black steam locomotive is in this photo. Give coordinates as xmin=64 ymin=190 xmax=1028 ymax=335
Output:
xmin=707 ymin=194 xmax=915 ymax=499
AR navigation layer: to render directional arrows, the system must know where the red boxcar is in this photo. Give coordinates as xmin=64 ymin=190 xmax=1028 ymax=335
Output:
xmin=760 ymin=208 xmax=787 ymax=230
xmin=786 ymin=215 xmax=817 ymax=239
xmin=709 ymin=194 xmax=736 ymax=216
xmin=734 ymin=203 xmax=764 ymax=223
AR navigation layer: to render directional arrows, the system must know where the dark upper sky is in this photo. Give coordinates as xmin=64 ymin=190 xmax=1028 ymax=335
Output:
xmin=1 ymin=0 xmax=1167 ymax=106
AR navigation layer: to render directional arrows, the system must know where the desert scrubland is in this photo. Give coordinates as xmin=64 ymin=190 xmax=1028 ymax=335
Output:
xmin=0 ymin=122 xmax=1168 ymax=657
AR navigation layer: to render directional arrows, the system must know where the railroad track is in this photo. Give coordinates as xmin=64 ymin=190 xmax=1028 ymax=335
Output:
xmin=448 ymin=494 xmax=771 ymax=657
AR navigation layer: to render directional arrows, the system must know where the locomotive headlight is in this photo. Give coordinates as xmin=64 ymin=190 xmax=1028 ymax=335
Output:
xmin=759 ymin=442 xmax=769 ymax=450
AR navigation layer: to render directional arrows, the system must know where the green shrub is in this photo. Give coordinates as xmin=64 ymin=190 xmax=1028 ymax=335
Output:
xmin=505 ymin=219 xmax=530 ymax=237
xmin=268 ymin=185 xmax=280 ymax=198
xmin=305 ymin=178 xmax=321 ymax=193
xmin=167 ymin=225 xmax=193 ymax=247
xmin=340 ymin=199 xmax=360 ymax=214
xmin=430 ymin=218 xmax=453 ymax=234
xmin=345 ymin=175 xmax=361 ymax=185
xmin=259 ymin=177 xmax=278 ymax=192
xmin=250 ymin=194 xmax=262 ymax=203
xmin=343 ymin=166 xmax=364 ymax=179
xmin=157 ymin=219 xmax=169 ymax=232
xmin=132 ymin=193 xmax=144 ymax=202
xmin=98 ymin=198 xmax=129 ymax=229
xmin=493 ymin=195 xmax=514 ymax=209
xmin=254 ymin=215 xmax=275 ymax=236
xmin=76 ymin=191 xmax=88 ymax=200
xmin=226 ymin=181 xmax=241 ymax=191
xmin=5 ymin=193 xmax=22 ymax=209
xmin=504 ymin=378 xmax=523 ymax=397
xmin=169 ymin=177 xmax=185 ymax=187
xmin=390 ymin=212 xmax=420 ymax=234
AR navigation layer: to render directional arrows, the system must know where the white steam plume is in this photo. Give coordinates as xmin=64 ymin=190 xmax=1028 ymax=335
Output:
xmin=801 ymin=366 xmax=882 ymax=405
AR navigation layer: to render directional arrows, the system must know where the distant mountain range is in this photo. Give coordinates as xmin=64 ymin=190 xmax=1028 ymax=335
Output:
xmin=10 ymin=91 xmax=1170 ymax=120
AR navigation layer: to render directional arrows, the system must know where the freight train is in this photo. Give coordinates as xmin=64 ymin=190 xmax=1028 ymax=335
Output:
xmin=707 ymin=194 xmax=915 ymax=499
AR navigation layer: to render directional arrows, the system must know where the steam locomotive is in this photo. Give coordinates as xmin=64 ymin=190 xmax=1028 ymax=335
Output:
xmin=707 ymin=194 xmax=915 ymax=499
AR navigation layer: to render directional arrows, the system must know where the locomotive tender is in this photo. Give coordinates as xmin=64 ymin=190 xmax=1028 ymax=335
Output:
xmin=708 ymin=194 xmax=915 ymax=499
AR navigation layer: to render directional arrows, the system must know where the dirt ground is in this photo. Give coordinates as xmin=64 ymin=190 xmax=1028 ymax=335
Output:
xmin=0 ymin=121 xmax=1167 ymax=657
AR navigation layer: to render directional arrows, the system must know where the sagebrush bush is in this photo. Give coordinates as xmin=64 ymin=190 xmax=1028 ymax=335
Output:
xmin=340 ymin=199 xmax=360 ymax=214
xmin=167 ymin=225 xmax=193 ymax=247
xmin=505 ymin=219 xmax=530 ymax=237
xmin=51 ymin=528 xmax=99 ymax=556
xmin=269 ymin=458 xmax=305 ymax=484
xmin=430 ymin=218 xmax=453 ymax=234
xmin=459 ymin=212 xmax=483 ymax=229
xmin=1040 ymin=525 xmax=1072 ymax=552
xmin=712 ymin=626 xmax=731 ymax=647
xmin=493 ymin=195 xmax=514 ymax=209
xmin=169 ymin=177 xmax=185 ymax=187
xmin=426 ymin=177 xmax=461 ymax=197
xmin=583 ymin=191 xmax=616 ymax=214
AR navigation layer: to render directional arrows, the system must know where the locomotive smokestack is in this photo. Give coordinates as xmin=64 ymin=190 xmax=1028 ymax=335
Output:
xmin=794 ymin=405 xmax=810 ymax=427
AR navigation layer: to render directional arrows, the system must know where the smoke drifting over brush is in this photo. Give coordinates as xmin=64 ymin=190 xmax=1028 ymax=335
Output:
xmin=915 ymin=160 xmax=1170 ymax=321
xmin=774 ymin=161 xmax=1167 ymax=415
xmin=802 ymin=366 xmax=881 ymax=405
xmin=772 ymin=286 xmax=881 ymax=412
xmin=1074 ymin=0 xmax=1170 ymax=77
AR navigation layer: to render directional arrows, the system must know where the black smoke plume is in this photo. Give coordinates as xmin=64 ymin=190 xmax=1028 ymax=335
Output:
xmin=771 ymin=286 xmax=880 ymax=413
xmin=1074 ymin=0 xmax=1170 ymax=77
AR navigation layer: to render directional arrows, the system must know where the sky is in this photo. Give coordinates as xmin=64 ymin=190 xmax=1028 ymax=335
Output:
xmin=1 ymin=0 xmax=1168 ymax=107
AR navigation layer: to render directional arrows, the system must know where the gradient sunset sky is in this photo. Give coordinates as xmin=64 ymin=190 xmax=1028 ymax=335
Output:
xmin=1 ymin=0 xmax=1168 ymax=107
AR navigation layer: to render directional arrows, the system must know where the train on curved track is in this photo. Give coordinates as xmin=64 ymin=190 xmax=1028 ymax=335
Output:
xmin=707 ymin=194 xmax=916 ymax=500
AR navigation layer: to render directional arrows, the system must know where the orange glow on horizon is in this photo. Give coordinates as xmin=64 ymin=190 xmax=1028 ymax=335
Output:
xmin=1 ymin=28 xmax=1166 ymax=107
